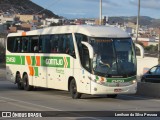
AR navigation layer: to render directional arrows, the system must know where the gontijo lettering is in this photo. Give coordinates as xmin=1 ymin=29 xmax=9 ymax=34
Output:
xmin=41 ymin=56 xmax=70 ymax=68
xmin=46 ymin=59 xmax=63 ymax=65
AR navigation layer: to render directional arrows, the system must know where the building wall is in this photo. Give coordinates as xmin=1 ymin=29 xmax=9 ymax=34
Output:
xmin=140 ymin=41 xmax=148 ymax=47
xmin=0 ymin=25 xmax=4 ymax=32
xmin=16 ymin=14 xmax=33 ymax=22
xmin=0 ymin=25 xmax=7 ymax=33
xmin=0 ymin=37 xmax=6 ymax=47
xmin=148 ymin=42 xmax=158 ymax=46
xmin=137 ymin=57 xmax=158 ymax=81
xmin=0 ymin=14 xmax=15 ymax=24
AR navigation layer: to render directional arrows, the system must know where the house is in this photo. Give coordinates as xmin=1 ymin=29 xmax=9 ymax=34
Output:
xmin=0 ymin=12 xmax=15 ymax=25
xmin=133 ymin=37 xmax=158 ymax=47
xmin=42 ymin=18 xmax=64 ymax=27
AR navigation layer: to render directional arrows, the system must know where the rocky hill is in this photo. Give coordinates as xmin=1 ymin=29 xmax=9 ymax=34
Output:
xmin=0 ymin=0 xmax=59 ymax=18
xmin=108 ymin=16 xmax=160 ymax=28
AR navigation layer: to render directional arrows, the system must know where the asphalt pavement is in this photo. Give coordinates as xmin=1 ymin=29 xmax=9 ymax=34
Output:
xmin=0 ymin=68 xmax=159 ymax=120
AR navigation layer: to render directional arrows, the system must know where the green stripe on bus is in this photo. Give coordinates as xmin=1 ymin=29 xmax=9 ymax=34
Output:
xmin=31 ymin=56 xmax=36 ymax=66
xmin=95 ymin=75 xmax=136 ymax=83
xmin=21 ymin=56 xmax=25 ymax=65
xmin=6 ymin=55 xmax=70 ymax=68
xmin=6 ymin=55 xmax=25 ymax=65
xmin=66 ymin=57 xmax=70 ymax=68
xmin=34 ymin=67 xmax=39 ymax=76
xmin=107 ymin=76 xmax=136 ymax=83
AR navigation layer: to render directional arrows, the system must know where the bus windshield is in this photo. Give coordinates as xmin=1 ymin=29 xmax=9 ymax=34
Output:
xmin=89 ymin=37 xmax=137 ymax=77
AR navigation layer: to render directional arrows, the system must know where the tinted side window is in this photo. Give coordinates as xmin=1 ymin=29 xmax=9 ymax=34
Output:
xmin=7 ymin=34 xmax=75 ymax=55
xmin=30 ymin=36 xmax=39 ymax=53
xmin=62 ymin=34 xmax=75 ymax=57
xmin=155 ymin=67 xmax=160 ymax=75
xmin=150 ymin=67 xmax=157 ymax=74
xmin=75 ymin=33 xmax=88 ymax=55
xmin=57 ymin=35 xmax=64 ymax=53
xmin=39 ymin=35 xmax=51 ymax=53
xmin=50 ymin=35 xmax=58 ymax=53
xmin=22 ymin=37 xmax=29 ymax=52
xmin=50 ymin=34 xmax=75 ymax=57
xmin=75 ymin=33 xmax=90 ymax=71
xmin=7 ymin=37 xmax=22 ymax=52
xmin=7 ymin=37 xmax=15 ymax=52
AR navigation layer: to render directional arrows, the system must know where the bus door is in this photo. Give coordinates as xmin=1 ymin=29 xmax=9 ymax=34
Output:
xmin=75 ymin=34 xmax=91 ymax=94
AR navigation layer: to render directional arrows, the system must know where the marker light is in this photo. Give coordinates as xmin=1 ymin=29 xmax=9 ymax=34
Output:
xmin=132 ymin=80 xmax=137 ymax=84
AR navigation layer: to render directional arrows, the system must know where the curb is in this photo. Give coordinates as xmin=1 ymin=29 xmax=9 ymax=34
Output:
xmin=136 ymin=82 xmax=160 ymax=98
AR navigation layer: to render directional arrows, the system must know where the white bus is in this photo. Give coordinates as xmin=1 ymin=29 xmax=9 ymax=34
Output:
xmin=6 ymin=25 xmax=137 ymax=99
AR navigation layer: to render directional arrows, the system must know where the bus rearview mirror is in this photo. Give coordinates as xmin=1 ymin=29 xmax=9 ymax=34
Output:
xmin=81 ymin=41 xmax=94 ymax=59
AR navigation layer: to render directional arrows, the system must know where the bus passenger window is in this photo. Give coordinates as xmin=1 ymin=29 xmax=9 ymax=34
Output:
xmin=22 ymin=37 xmax=29 ymax=52
xmin=39 ymin=37 xmax=42 ymax=53
xmin=62 ymin=34 xmax=75 ymax=57
xmin=13 ymin=38 xmax=22 ymax=52
xmin=39 ymin=46 xmax=42 ymax=53
xmin=7 ymin=37 xmax=16 ymax=52
xmin=51 ymin=35 xmax=58 ymax=53
xmin=30 ymin=36 xmax=39 ymax=53
xmin=63 ymin=35 xmax=69 ymax=53
xmin=40 ymin=35 xmax=51 ymax=53
xmin=57 ymin=35 xmax=64 ymax=53
xmin=34 ymin=45 xmax=38 ymax=52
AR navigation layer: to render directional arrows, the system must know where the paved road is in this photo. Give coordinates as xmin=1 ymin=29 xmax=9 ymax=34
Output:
xmin=0 ymin=68 xmax=159 ymax=120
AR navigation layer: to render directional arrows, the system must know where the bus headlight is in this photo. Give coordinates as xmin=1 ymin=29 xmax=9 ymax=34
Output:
xmin=96 ymin=80 xmax=105 ymax=85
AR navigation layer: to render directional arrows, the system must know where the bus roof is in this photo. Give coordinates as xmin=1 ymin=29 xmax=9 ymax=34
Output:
xmin=7 ymin=25 xmax=130 ymax=38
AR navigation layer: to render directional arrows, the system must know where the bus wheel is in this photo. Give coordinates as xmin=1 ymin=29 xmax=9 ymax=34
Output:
xmin=107 ymin=94 xmax=117 ymax=98
xmin=16 ymin=74 xmax=24 ymax=90
xmin=23 ymin=74 xmax=33 ymax=91
xmin=70 ymin=79 xmax=81 ymax=99
xmin=141 ymin=78 xmax=145 ymax=82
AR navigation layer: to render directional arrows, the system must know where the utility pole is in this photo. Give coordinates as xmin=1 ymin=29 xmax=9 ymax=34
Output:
xmin=136 ymin=0 xmax=140 ymax=42
xmin=158 ymin=27 xmax=160 ymax=64
xmin=100 ymin=0 xmax=102 ymax=25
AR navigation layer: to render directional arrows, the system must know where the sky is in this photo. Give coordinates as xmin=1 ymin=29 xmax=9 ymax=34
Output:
xmin=32 ymin=0 xmax=160 ymax=19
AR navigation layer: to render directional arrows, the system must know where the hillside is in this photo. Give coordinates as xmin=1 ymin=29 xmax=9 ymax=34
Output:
xmin=0 ymin=0 xmax=59 ymax=18
xmin=108 ymin=16 xmax=160 ymax=28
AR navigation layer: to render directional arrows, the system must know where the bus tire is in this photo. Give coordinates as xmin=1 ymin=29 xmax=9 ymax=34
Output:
xmin=107 ymin=94 xmax=117 ymax=98
xmin=70 ymin=79 xmax=81 ymax=99
xmin=141 ymin=77 xmax=145 ymax=82
xmin=16 ymin=74 xmax=24 ymax=90
xmin=23 ymin=74 xmax=33 ymax=91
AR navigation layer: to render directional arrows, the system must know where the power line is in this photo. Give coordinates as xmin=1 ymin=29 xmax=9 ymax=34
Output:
xmin=34 ymin=0 xmax=62 ymax=15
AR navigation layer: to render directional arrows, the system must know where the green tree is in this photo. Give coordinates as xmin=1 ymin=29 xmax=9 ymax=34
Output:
xmin=144 ymin=44 xmax=158 ymax=52
xmin=0 ymin=43 xmax=5 ymax=63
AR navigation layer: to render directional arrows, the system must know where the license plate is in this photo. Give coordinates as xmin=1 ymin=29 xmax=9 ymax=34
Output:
xmin=114 ymin=89 xmax=122 ymax=92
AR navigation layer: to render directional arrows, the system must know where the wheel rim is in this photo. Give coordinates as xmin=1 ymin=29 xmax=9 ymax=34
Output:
xmin=71 ymin=81 xmax=77 ymax=95
xmin=142 ymin=78 xmax=145 ymax=82
xmin=24 ymin=77 xmax=27 ymax=88
xmin=17 ymin=75 xmax=21 ymax=86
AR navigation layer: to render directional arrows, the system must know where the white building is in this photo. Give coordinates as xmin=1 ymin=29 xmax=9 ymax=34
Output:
xmin=42 ymin=18 xmax=64 ymax=27
xmin=119 ymin=25 xmax=134 ymax=36
xmin=0 ymin=24 xmax=7 ymax=33
xmin=0 ymin=13 xmax=15 ymax=24
xmin=85 ymin=19 xmax=95 ymax=25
